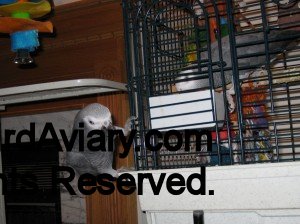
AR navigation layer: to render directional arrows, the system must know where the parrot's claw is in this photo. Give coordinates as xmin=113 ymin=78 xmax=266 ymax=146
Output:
xmin=124 ymin=116 xmax=138 ymax=136
xmin=226 ymin=85 xmax=236 ymax=113
xmin=126 ymin=116 xmax=138 ymax=124
xmin=113 ymin=116 xmax=137 ymax=136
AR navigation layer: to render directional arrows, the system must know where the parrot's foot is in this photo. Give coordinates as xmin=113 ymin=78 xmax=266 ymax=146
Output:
xmin=252 ymin=68 xmax=267 ymax=86
xmin=241 ymin=69 xmax=267 ymax=87
xmin=114 ymin=116 xmax=137 ymax=136
xmin=226 ymin=86 xmax=235 ymax=113
xmin=123 ymin=116 xmax=138 ymax=136
xmin=240 ymin=71 xmax=252 ymax=81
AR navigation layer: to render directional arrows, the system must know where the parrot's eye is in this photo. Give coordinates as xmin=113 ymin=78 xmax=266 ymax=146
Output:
xmin=89 ymin=120 xmax=95 ymax=125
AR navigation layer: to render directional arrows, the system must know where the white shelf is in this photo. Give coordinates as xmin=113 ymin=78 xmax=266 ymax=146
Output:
xmin=0 ymin=78 xmax=127 ymax=109
xmin=128 ymin=162 xmax=300 ymax=224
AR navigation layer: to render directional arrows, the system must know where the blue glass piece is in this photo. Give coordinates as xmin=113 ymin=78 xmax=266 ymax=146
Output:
xmin=220 ymin=17 xmax=227 ymax=25
xmin=0 ymin=0 xmax=17 ymax=5
xmin=10 ymin=30 xmax=39 ymax=52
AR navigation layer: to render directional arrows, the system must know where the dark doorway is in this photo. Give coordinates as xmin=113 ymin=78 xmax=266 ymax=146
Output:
xmin=1 ymin=140 xmax=62 ymax=224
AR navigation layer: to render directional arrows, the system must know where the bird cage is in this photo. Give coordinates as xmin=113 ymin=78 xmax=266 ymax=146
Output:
xmin=122 ymin=0 xmax=300 ymax=170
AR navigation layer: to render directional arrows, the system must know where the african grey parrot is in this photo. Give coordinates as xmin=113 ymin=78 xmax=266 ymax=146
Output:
xmin=175 ymin=29 xmax=299 ymax=108
xmin=66 ymin=103 xmax=133 ymax=177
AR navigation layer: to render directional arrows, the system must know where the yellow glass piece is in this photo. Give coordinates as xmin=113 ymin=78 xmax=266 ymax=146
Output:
xmin=0 ymin=0 xmax=51 ymax=19
xmin=187 ymin=53 xmax=197 ymax=63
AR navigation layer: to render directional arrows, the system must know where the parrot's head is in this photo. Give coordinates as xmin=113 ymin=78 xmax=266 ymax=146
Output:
xmin=73 ymin=103 xmax=113 ymax=131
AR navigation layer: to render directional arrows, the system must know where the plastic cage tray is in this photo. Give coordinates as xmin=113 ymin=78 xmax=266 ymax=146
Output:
xmin=0 ymin=78 xmax=127 ymax=109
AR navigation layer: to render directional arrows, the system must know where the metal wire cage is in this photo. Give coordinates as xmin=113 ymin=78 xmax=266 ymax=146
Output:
xmin=122 ymin=0 xmax=300 ymax=170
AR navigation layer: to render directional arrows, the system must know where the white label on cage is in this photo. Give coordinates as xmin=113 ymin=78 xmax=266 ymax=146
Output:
xmin=149 ymin=90 xmax=225 ymax=131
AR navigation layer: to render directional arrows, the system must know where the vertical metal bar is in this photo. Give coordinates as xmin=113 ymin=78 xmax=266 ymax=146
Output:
xmin=193 ymin=210 xmax=204 ymax=224
xmin=0 ymin=117 xmax=6 ymax=224
xmin=195 ymin=0 xmax=210 ymax=78
xmin=286 ymin=83 xmax=295 ymax=161
xmin=143 ymin=1 xmax=160 ymax=169
xmin=260 ymin=0 xmax=274 ymax=113
xmin=165 ymin=4 xmax=170 ymax=95
xmin=212 ymin=0 xmax=234 ymax=165
xmin=193 ymin=1 xmax=213 ymax=165
xmin=124 ymin=0 xmax=149 ymax=170
xmin=152 ymin=2 xmax=160 ymax=95
xmin=122 ymin=0 xmax=139 ymax=170
xmin=274 ymin=122 xmax=279 ymax=162
xmin=141 ymin=1 xmax=152 ymax=169
xmin=226 ymin=0 xmax=245 ymax=163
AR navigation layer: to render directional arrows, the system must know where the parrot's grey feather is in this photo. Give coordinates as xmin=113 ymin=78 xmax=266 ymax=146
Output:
xmin=66 ymin=103 xmax=131 ymax=177
xmin=67 ymin=152 xmax=95 ymax=175
xmin=176 ymin=29 xmax=299 ymax=91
